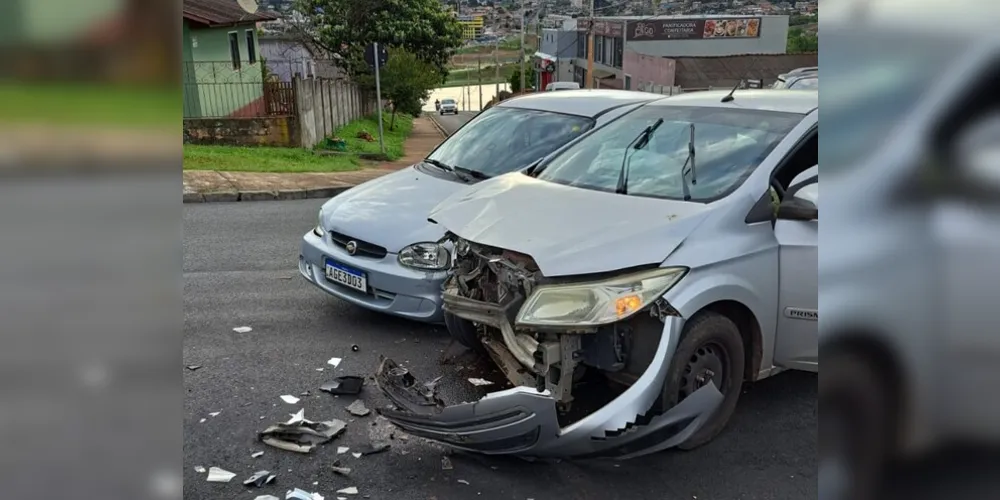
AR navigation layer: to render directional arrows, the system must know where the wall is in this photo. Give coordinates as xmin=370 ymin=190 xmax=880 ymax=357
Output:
xmin=540 ymin=29 xmax=578 ymax=82
xmin=186 ymin=20 xmax=265 ymax=118
xmin=627 ymin=16 xmax=789 ymax=58
xmin=294 ymin=76 xmax=375 ymax=148
xmin=624 ymin=48 xmax=676 ymax=89
xmin=183 ymin=116 xmax=299 ymax=147
xmin=258 ymin=38 xmax=314 ymax=82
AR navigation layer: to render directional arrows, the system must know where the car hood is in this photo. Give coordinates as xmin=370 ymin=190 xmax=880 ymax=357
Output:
xmin=427 ymin=173 xmax=712 ymax=277
xmin=321 ymin=165 xmax=467 ymax=253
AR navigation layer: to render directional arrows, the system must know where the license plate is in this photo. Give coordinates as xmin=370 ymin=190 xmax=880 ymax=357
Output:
xmin=325 ymin=259 xmax=367 ymax=292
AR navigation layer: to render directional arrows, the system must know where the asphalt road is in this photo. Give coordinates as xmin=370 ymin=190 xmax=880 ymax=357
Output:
xmin=184 ymin=199 xmax=816 ymax=500
xmin=432 ymin=111 xmax=477 ymax=135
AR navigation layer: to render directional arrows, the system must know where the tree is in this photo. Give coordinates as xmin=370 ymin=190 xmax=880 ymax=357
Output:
xmin=295 ymin=0 xmax=464 ymax=82
xmin=361 ymin=49 xmax=440 ymax=130
xmin=786 ymin=28 xmax=818 ymax=54
xmin=509 ymin=66 xmax=538 ymax=93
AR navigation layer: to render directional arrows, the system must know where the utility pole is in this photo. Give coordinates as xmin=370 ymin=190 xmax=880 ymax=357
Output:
xmin=586 ymin=0 xmax=595 ymax=89
xmin=494 ymin=37 xmax=501 ymax=99
xmin=478 ymin=56 xmax=483 ymax=110
xmin=519 ymin=0 xmax=526 ymax=93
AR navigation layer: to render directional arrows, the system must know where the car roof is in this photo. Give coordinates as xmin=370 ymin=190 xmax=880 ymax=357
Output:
xmin=645 ymin=89 xmax=818 ymax=114
xmin=498 ymin=89 xmax=667 ymax=117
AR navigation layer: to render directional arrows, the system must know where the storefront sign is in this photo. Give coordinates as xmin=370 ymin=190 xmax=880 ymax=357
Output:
xmin=626 ymin=17 xmax=761 ymax=41
xmin=578 ymin=19 xmax=624 ymax=38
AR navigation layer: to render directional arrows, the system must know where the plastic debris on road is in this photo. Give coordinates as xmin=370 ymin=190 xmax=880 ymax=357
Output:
xmin=345 ymin=399 xmax=370 ymax=417
xmin=337 ymin=486 xmax=359 ymax=495
xmin=259 ymin=411 xmax=347 ymax=454
xmin=280 ymin=395 xmax=301 ymax=405
xmin=252 ymin=451 xmax=264 ymax=458
xmin=441 ymin=456 xmax=453 ymax=470
xmin=320 ymin=376 xmax=364 ymax=396
xmin=331 ymin=461 xmax=351 ymax=476
xmin=209 ymin=411 xmax=221 ymax=417
xmin=193 ymin=466 xmax=206 ymax=473
xmin=286 ymin=488 xmax=325 ymax=500
xmin=233 ymin=326 xmax=253 ymax=333
xmin=357 ymin=443 xmax=389 ymax=456
xmin=351 ymin=452 xmax=362 ymax=459
xmin=467 ymin=378 xmax=494 ymax=387
xmin=186 ymin=365 xmax=202 ymax=371
xmin=244 ymin=470 xmax=276 ymax=487
xmin=351 ymin=344 xmax=359 ymax=352
xmin=457 ymin=479 xmax=470 ymax=485
xmin=337 ymin=446 xmax=350 ymax=454
xmin=255 ymin=496 xmax=281 ymax=500
xmin=206 ymin=467 xmax=237 ymax=482
xmin=327 ymin=357 xmax=342 ymax=368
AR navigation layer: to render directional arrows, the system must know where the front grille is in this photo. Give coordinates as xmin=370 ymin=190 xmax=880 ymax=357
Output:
xmin=329 ymin=231 xmax=388 ymax=259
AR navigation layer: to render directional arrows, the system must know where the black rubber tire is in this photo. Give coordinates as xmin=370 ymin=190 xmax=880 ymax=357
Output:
xmin=444 ymin=311 xmax=486 ymax=354
xmin=819 ymin=350 xmax=890 ymax=500
xmin=661 ymin=311 xmax=745 ymax=450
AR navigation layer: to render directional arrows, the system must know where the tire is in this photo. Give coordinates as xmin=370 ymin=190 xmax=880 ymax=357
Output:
xmin=819 ymin=351 xmax=890 ymax=500
xmin=439 ymin=111 xmax=444 ymax=115
xmin=444 ymin=311 xmax=486 ymax=354
xmin=661 ymin=311 xmax=745 ymax=450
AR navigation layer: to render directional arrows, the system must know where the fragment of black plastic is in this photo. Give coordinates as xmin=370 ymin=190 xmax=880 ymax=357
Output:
xmin=375 ymin=356 xmax=444 ymax=414
xmin=243 ymin=470 xmax=273 ymax=487
xmin=320 ymin=376 xmax=365 ymax=396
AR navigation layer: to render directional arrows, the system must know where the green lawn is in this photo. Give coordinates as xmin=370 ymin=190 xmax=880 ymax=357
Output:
xmin=183 ymin=112 xmax=415 ymax=173
xmin=0 ymin=84 xmax=179 ymax=129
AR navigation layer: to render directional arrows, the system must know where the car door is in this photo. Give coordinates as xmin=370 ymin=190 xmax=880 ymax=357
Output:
xmin=772 ymin=168 xmax=819 ymax=372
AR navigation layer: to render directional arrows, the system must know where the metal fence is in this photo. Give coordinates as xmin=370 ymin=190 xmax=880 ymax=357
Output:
xmin=182 ymin=60 xmax=305 ymax=119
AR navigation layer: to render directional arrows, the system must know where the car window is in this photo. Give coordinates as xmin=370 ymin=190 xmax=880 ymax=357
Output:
xmin=789 ymin=77 xmax=818 ymax=90
xmin=426 ymin=106 xmax=594 ymax=177
xmin=533 ymin=105 xmax=803 ymax=201
xmin=442 ymin=99 xmax=456 ymax=105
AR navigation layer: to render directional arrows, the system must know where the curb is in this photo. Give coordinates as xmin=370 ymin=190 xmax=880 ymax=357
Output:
xmin=426 ymin=114 xmax=451 ymax=139
xmin=183 ymin=186 xmax=352 ymax=204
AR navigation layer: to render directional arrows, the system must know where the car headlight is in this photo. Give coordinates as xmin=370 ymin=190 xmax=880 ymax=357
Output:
xmin=398 ymin=242 xmax=450 ymax=270
xmin=515 ymin=267 xmax=687 ymax=327
xmin=313 ymin=209 xmax=324 ymax=237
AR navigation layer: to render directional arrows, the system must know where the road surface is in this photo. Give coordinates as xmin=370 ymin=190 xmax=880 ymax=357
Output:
xmin=431 ymin=111 xmax=476 ymax=135
xmin=183 ymin=199 xmax=816 ymax=500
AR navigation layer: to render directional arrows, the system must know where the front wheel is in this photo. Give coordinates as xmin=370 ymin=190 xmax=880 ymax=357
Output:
xmin=661 ymin=311 xmax=745 ymax=450
xmin=444 ymin=312 xmax=486 ymax=354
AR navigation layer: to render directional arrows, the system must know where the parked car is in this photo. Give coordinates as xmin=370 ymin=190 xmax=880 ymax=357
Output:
xmin=439 ymin=98 xmax=458 ymax=115
xmin=773 ymin=67 xmax=818 ymax=89
xmin=300 ymin=90 xmax=668 ymax=323
xmin=375 ymin=89 xmax=818 ymax=459
xmin=546 ymin=81 xmax=581 ymax=91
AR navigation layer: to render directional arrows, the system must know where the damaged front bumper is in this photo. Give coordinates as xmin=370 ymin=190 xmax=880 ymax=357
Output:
xmin=374 ymin=315 xmax=724 ymax=459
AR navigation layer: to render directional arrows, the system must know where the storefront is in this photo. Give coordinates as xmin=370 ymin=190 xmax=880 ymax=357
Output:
xmin=532 ymin=52 xmax=558 ymax=90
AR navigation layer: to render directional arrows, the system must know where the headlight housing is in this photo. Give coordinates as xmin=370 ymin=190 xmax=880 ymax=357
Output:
xmin=398 ymin=242 xmax=450 ymax=270
xmin=515 ymin=267 xmax=687 ymax=328
xmin=313 ymin=209 xmax=324 ymax=237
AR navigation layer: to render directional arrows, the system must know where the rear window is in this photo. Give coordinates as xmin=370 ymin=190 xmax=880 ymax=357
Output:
xmin=426 ymin=106 xmax=594 ymax=177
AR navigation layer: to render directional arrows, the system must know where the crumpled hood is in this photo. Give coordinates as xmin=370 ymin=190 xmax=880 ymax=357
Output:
xmin=428 ymin=173 xmax=711 ymax=277
xmin=322 ymin=165 xmax=467 ymax=253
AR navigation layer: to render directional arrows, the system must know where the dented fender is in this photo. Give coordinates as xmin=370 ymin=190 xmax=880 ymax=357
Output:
xmin=375 ymin=316 xmax=724 ymax=458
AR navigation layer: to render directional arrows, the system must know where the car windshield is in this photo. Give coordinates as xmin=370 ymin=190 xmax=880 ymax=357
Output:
xmin=822 ymin=30 xmax=963 ymax=169
xmin=788 ymin=77 xmax=818 ymax=90
xmin=442 ymin=99 xmax=455 ymax=105
xmin=425 ymin=106 xmax=594 ymax=177
xmin=533 ymin=105 xmax=803 ymax=201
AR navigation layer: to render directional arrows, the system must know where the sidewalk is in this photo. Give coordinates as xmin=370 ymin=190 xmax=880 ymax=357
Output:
xmin=183 ymin=116 xmax=447 ymax=203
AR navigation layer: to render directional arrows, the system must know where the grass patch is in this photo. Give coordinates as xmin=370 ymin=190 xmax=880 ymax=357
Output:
xmin=183 ymin=112 xmax=416 ymax=172
xmin=331 ymin=111 xmax=413 ymax=160
xmin=446 ymin=64 xmax=517 ymax=87
xmin=0 ymin=84 xmax=179 ymax=129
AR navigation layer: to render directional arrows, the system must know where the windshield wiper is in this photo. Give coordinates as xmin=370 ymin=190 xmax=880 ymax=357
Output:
xmin=453 ymin=166 xmax=491 ymax=181
xmin=424 ymin=159 xmax=477 ymax=182
xmin=616 ymin=118 xmax=664 ymax=195
xmin=423 ymin=158 xmax=454 ymax=172
xmin=679 ymin=123 xmax=698 ymax=201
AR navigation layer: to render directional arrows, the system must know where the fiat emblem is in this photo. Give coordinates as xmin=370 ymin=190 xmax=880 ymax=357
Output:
xmin=345 ymin=241 xmax=358 ymax=255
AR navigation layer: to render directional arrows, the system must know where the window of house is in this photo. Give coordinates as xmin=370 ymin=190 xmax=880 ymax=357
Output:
xmin=595 ymin=36 xmax=604 ymax=64
xmin=613 ymin=37 xmax=623 ymax=68
xmin=245 ymin=30 xmax=257 ymax=64
xmin=228 ymin=31 xmax=241 ymax=70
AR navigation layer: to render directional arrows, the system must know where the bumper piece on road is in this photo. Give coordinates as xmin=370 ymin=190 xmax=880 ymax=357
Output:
xmin=374 ymin=314 xmax=725 ymax=459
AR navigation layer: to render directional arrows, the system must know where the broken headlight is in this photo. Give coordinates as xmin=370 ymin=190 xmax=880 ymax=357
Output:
xmin=313 ymin=209 xmax=325 ymax=237
xmin=398 ymin=242 xmax=450 ymax=270
xmin=515 ymin=267 xmax=688 ymax=327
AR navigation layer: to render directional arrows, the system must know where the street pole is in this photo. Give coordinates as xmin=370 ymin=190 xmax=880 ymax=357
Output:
xmin=478 ymin=56 xmax=483 ymax=110
xmin=373 ymin=42 xmax=386 ymax=155
xmin=586 ymin=0 xmax=594 ymax=89
xmin=494 ymin=37 xmax=500 ymax=98
xmin=621 ymin=20 xmax=627 ymax=90
xmin=519 ymin=0 xmax=526 ymax=93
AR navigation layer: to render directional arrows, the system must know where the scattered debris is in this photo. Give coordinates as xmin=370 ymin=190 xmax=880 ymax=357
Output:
xmin=233 ymin=326 xmax=253 ymax=333
xmin=259 ymin=411 xmax=347 ymax=454
xmin=251 ymin=451 xmax=264 ymax=458
xmin=351 ymin=452 xmax=362 ymax=459
xmin=337 ymin=446 xmax=350 ymax=454
xmin=194 ymin=466 xmax=206 ymax=473
xmin=186 ymin=365 xmax=202 ymax=371
xmin=337 ymin=486 xmax=359 ymax=495
xmin=286 ymin=488 xmax=324 ymax=500
xmin=209 ymin=411 xmax=221 ymax=417
xmin=327 ymin=357 xmax=342 ymax=368
xmin=243 ymin=470 xmax=276 ymax=488
xmin=320 ymin=376 xmax=364 ymax=396
xmin=467 ymin=378 xmax=494 ymax=387
xmin=199 ymin=418 xmax=207 ymax=423
xmin=206 ymin=467 xmax=237 ymax=483
xmin=316 ymin=368 xmax=324 ymax=372
xmin=346 ymin=400 xmax=370 ymax=417
xmin=255 ymin=496 xmax=280 ymax=500
xmin=358 ymin=443 xmax=390 ymax=456
xmin=457 ymin=479 xmax=470 ymax=485
xmin=280 ymin=395 xmax=301 ymax=405
xmin=441 ymin=456 xmax=453 ymax=470
xmin=374 ymin=357 xmax=444 ymax=410
xmin=424 ymin=375 xmax=444 ymax=393
xmin=351 ymin=345 xmax=359 ymax=352
xmin=331 ymin=465 xmax=352 ymax=476
xmin=300 ymin=391 xmax=311 ymax=397
xmin=286 ymin=409 xmax=306 ymax=425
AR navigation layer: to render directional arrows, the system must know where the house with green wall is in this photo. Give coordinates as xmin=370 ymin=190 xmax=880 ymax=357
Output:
xmin=183 ymin=0 xmax=279 ymax=118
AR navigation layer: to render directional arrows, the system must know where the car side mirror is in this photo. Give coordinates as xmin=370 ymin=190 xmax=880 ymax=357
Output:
xmin=776 ymin=196 xmax=817 ymax=221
